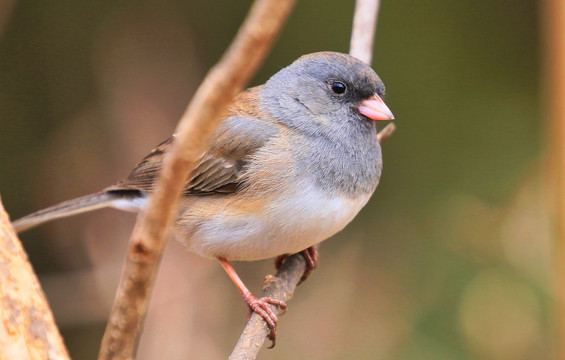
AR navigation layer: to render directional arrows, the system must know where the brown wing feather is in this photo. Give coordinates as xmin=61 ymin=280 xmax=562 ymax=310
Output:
xmin=107 ymin=87 xmax=279 ymax=196
xmin=108 ymin=136 xmax=245 ymax=196
xmin=109 ymin=136 xmax=172 ymax=193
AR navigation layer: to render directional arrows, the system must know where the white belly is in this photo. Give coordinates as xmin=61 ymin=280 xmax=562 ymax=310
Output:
xmin=186 ymin=184 xmax=373 ymax=261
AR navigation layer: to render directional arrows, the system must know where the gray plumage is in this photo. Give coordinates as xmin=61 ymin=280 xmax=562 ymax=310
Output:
xmin=259 ymin=52 xmax=383 ymax=197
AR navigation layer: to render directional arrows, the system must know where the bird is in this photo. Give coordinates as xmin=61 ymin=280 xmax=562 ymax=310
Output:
xmin=12 ymin=51 xmax=394 ymax=344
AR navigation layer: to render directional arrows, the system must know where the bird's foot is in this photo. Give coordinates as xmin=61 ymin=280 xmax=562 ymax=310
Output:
xmin=274 ymin=246 xmax=319 ymax=284
xmin=274 ymin=254 xmax=287 ymax=271
xmin=299 ymin=246 xmax=318 ymax=283
xmin=243 ymin=293 xmax=287 ymax=348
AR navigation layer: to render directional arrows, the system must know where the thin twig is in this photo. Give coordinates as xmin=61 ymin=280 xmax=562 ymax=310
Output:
xmin=0 ymin=197 xmax=70 ymax=360
xmin=377 ymin=123 xmax=396 ymax=144
xmin=97 ymin=1 xmax=296 ymax=359
xmin=349 ymin=0 xmax=382 ymax=64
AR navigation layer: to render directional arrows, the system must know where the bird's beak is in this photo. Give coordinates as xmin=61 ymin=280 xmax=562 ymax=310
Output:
xmin=357 ymin=94 xmax=395 ymax=120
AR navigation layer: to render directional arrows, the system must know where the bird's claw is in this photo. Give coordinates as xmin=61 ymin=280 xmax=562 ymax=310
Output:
xmin=274 ymin=246 xmax=319 ymax=285
xmin=244 ymin=293 xmax=287 ymax=348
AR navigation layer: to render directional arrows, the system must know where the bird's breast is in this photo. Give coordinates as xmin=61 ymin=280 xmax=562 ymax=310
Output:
xmin=296 ymin=134 xmax=382 ymax=198
xmin=182 ymin=181 xmax=372 ymax=261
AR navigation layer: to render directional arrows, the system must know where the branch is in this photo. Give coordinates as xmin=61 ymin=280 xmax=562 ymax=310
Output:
xmin=0 ymin=197 xmax=70 ymax=360
xmin=229 ymin=1 xmax=390 ymax=358
xmin=97 ymin=1 xmax=296 ymax=359
xmin=349 ymin=0 xmax=381 ymax=64
xmin=229 ymin=254 xmax=307 ymax=360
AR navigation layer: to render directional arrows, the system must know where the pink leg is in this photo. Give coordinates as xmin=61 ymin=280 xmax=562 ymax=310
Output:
xmin=218 ymin=257 xmax=287 ymax=347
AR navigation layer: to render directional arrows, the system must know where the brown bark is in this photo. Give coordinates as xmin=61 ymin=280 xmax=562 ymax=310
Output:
xmin=0 ymin=197 xmax=70 ymax=360
xmin=229 ymin=254 xmax=307 ymax=360
xmin=97 ymin=1 xmax=296 ymax=359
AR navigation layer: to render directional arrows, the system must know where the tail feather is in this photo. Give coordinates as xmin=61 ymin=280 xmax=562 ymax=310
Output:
xmin=12 ymin=191 xmax=123 ymax=233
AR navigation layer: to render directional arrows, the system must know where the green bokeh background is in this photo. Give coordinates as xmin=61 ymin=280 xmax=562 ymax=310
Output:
xmin=0 ymin=1 xmax=548 ymax=359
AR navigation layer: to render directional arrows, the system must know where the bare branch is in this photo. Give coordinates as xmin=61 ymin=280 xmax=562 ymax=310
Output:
xmin=229 ymin=253 xmax=307 ymax=360
xmin=229 ymin=1 xmax=388 ymax=357
xmin=98 ymin=1 xmax=296 ymax=359
xmin=0 ymin=197 xmax=70 ymax=360
xmin=349 ymin=0 xmax=382 ymax=64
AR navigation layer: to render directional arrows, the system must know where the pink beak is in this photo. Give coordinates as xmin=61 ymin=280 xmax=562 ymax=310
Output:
xmin=357 ymin=94 xmax=395 ymax=120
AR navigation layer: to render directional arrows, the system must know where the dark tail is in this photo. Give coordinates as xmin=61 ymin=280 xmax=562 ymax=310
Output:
xmin=12 ymin=191 xmax=125 ymax=233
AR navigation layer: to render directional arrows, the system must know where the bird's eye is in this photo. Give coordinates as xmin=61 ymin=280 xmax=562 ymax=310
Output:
xmin=331 ymin=81 xmax=347 ymax=95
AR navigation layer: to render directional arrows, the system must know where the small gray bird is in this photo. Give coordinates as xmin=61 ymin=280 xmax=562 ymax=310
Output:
xmin=12 ymin=51 xmax=394 ymax=342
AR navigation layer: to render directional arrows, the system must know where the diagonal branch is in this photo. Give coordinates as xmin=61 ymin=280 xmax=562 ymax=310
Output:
xmin=229 ymin=253 xmax=307 ymax=360
xmin=0 ymin=197 xmax=70 ymax=360
xmin=97 ymin=1 xmax=296 ymax=359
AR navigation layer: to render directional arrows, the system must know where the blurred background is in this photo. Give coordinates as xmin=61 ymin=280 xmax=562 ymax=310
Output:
xmin=0 ymin=0 xmax=550 ymax=359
